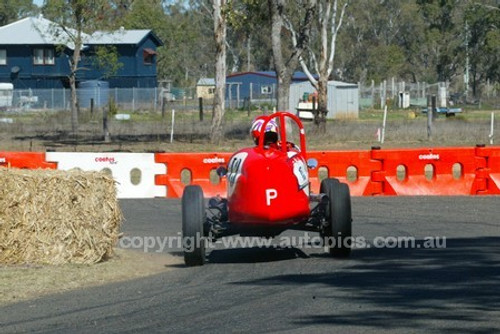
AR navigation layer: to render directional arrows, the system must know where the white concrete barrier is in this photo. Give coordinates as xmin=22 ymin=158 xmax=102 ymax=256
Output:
xmin=46 ymin=152 xmax=166 ymax=198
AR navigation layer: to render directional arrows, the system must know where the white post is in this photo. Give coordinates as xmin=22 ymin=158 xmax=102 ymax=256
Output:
xmin=489 ymin=112 xmax=494 ymax=145
xmin=391 ymin=77 xmax=395 ymax=99
xmin=97 ymin=85 xmax=101 ymax=107
xmin=380 ymin=83 xmax=384 ymax=109
xmin=154 ymin=87 xmax=157 ymax=112
xmin=381 ymin=105 xmax=388 ymax=144
xmin=236 ymin=83 xmax=240 ymax=108
xmin=371 ymin=80 xmax=375 ymax=108
xmin=132 ymin=87 xmax=135 ymax=112
xmin=170 ymin=109 xmax=175 ymax=143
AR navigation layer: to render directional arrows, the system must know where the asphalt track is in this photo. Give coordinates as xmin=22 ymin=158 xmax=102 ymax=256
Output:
xmin=1 ymin=196 xmax=499 ymax=333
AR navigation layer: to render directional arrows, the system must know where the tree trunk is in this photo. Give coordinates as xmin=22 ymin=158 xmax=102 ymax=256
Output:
xmin=269 ymin=0 xmax=286 ymax=110
xmin=276 ymin=71 xmax=293 ymax=111
xmin=69 ymin=74 xmax=78 ymax=134
xmin=246 ymin=34 xmax=252 ymax=71
xmin=306 ymin=0 xmax=349 ymax=133
xmin=70 ymin=39 xmax=82 ymax=135
xmin=269 ymin=0 xmax=316 ymax=112
xmin=210 ymin=0 xmax=227 ymax=145
xmin=316 ymin=77 xmax=328 ymax=132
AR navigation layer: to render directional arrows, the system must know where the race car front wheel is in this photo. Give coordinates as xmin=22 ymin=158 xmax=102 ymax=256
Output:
xmin=320 ymin=178 xmax=352 ymax=257
xmin=182 ymin=185 xmax=206 ymax=266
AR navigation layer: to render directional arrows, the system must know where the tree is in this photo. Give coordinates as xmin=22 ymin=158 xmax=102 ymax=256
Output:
xmin=43 ymin=0 xmax=117 ymax=134
xmin=224 ymin=0 xmax=273 ymax=73
xmin=118 ymin=0 xmax=178 ymax=84
xmin=300 ymin=0 xmax=348 ymax=132
xmin=92 ymin=46 xmax=123 ymax=79
xmin=416 ymin=0 xmax=465 ymax=83
xmin=0 ymin=0 xmax=37 ymax=26
xmin=120 ymin=0 xmax=212 ymax=87
xmin=268 ymin=0 xmax=316 ymax=111
xmin=211 ymin=0 xmax=227 ymax=144
xmin=335 ymin=0 xmax=426 ymax=84
xmin=464 ymin=1 xmax=500 ymax=98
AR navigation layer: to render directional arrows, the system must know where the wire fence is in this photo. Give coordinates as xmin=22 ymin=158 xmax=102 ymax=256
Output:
xmin=1 ymin=80 xmax=499 ymax=116
xmin=358 ymin=79 xmax=500 ymax=109
xmin=1 ymin=82 xmax=497 ymax=152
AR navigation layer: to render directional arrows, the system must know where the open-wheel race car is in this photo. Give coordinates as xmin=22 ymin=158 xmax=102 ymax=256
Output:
xmin=182 ymin=111 xmax=352 ymax=266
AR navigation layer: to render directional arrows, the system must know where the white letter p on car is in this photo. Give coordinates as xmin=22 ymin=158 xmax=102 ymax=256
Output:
xmin=266 ymin=189 xmax=278 ymax=206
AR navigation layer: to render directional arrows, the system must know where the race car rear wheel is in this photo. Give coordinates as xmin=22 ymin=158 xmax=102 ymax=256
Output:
xmin=320 ymin=178 xmax=352 ymax=257
xmin=182 ymin=185 xmax=206 ymax=266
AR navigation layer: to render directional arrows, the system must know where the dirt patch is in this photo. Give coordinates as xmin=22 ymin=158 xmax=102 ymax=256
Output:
xmin=0 ymin=249 xmax=182 ymax=306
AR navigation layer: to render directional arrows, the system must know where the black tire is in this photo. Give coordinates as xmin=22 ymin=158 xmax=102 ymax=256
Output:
xmin=320 ymin=178 xmax=352 ymax=257
xmin=182 ymin=185 xmax=206 ymax=266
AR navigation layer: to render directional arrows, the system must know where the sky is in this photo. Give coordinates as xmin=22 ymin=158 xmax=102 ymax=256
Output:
xmin=33 ymin=0 xmax=43 ymax=7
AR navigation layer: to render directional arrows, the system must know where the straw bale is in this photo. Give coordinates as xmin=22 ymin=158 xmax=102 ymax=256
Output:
xmin=0 ymin=168 xmax=123 ymax=265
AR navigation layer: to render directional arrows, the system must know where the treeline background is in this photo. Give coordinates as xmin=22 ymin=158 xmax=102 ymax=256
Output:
xmin=3 ymin=0 xmax=500 ymax=100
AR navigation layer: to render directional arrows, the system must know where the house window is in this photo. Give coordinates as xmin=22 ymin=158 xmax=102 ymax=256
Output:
xmin=33 ymin=48 xmax=55 ymax=65
xmin=143 ymin=48 xmax=157 ymax=65
xmin=208 ymin=88 xmax=215 ymax=94
xmin=45 ymin=49 xmax=54 ymax=64
xmin=261 ymin=85 xmax=273 ymax=95
xmin=0 ymin=50 xmax=6 ymax=65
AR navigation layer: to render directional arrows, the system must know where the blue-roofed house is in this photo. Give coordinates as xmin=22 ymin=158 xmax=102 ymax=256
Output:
xmin=0 ymin=16 xmax=163 ymax=89
xmin=225 ymin=71 xmax=317 ymax=104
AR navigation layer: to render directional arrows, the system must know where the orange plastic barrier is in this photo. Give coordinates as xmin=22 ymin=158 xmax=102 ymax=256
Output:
xmin=370 ymin=147 xmax=480 ymax=196
xmin=155 ymin=153 xmax=232 ymax=198
xmin=308 ymin=151 xmax=382 ymax=196
xmin=0 ymin=152 xmax=57 ymax=169
xmin=3 ymin=148 xmax=499 ymax=198
xmin=154 ymin=147 xmax=500 ymax=198
xmin=475 ymin=145 xmax=500 ymax=195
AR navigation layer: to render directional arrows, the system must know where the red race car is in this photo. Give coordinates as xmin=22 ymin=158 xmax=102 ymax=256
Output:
xmin=182 ymin=111 xmax=352 ymax=266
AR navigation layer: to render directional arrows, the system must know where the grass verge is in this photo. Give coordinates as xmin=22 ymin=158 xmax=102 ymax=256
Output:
xmin=0 ymin=249 xmax=182 ymax=306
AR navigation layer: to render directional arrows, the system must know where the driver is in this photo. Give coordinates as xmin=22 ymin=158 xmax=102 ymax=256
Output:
xmin=250 ymin=116 xmax=301 ymax=153
xmin=250 ymin=117 xmax=279 ymax=146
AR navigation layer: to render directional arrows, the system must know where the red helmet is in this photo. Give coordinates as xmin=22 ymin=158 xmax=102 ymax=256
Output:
xmin=250 ymin=117 xmax=279 ymax=145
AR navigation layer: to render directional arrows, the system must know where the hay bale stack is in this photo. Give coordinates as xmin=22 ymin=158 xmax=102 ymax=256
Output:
xmin=0 ymin=168 xmax=122 ymax=265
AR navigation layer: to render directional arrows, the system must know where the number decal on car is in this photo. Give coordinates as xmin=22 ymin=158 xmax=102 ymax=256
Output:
xmin=291 ymin=156 xmax=309 ymax=191
xmin=227 ymin=152 xmax=248 ymax=196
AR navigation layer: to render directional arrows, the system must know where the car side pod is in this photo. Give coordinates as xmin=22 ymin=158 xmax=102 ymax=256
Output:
xmin=320 ymin=178 xmax=352 ymax=257
xmin=182 ymin=185 xmax=207 ymax=266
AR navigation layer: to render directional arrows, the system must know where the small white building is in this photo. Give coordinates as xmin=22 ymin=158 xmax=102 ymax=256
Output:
xmin=196 ymin=78 xmax=215 ymax=99
xmin=289 ymin=80 xmax=359 ymax=119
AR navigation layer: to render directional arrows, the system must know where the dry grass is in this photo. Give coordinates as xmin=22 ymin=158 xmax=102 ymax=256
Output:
xmin=0 ymin=249 xmax=182 ymax=306
xmin=0 ymin=108 xmax=497 ymax=153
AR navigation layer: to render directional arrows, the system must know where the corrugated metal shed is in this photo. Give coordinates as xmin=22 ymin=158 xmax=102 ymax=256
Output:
xmin=289 ymin=80 xmax=359 ymax=119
